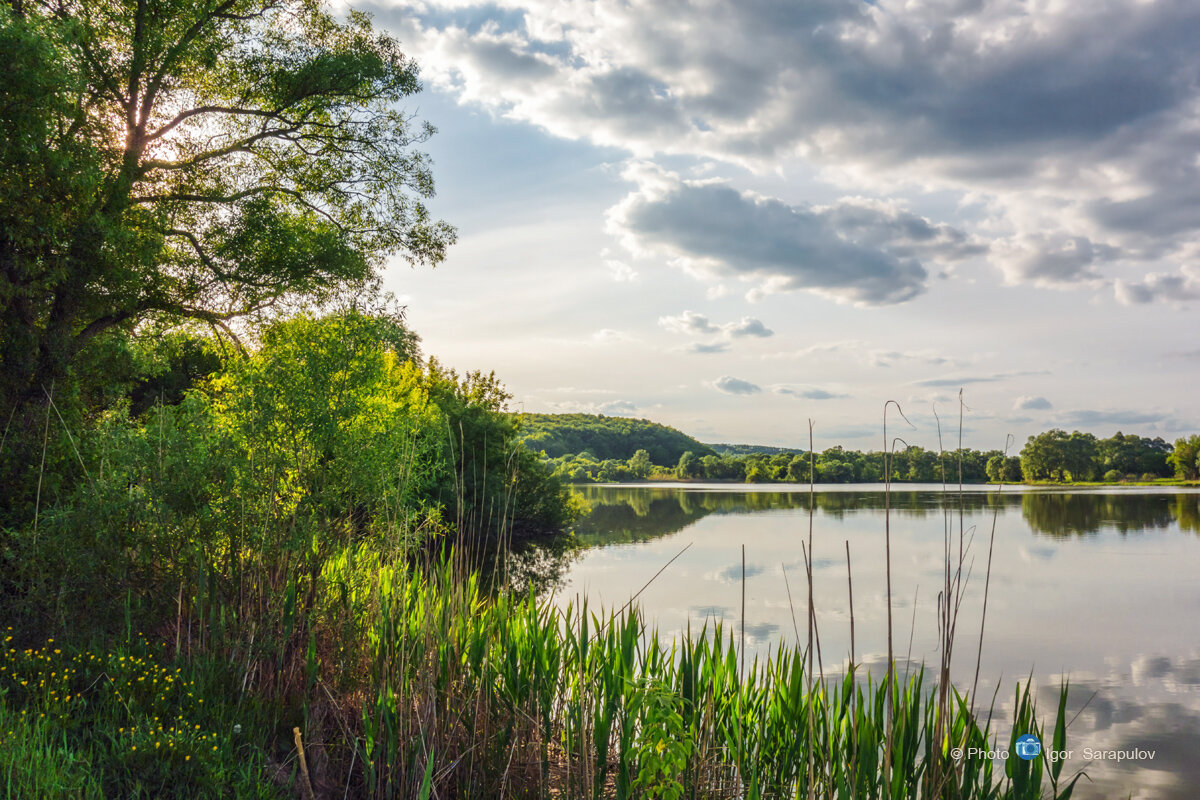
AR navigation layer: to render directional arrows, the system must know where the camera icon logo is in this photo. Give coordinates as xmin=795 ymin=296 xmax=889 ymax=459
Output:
xmin=1014 ymin=734 xmax=1042 ymax=760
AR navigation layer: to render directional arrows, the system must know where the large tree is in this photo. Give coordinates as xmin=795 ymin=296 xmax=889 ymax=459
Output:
xmin=0 ymin=0 xmax=454 ymax=409
xmin=1020 ymin=429 xmax=1098 ymax=482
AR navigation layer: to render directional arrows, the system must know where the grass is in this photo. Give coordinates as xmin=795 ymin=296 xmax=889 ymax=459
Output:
xmin=1016 ymin=478 xmax=1200 ymax=487
xmin=0 ymin=552 xmax=1085 ymax=799
xmin=0 ymin=700 xmax=103 ymax=800
xmin=278 ymin=547 xmax=1085 ymax=799
xmin=0 ymin=632 xmax=282 ymax=799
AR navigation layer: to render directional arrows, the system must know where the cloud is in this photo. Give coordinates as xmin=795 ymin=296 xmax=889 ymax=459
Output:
xmin=535 ymin=386 xmax=617 ymax=395
xmin=659 ymin=310 xmax=719 ymax=336
xmin=609 ymin=165 xmax=980 ymax=305
xmin=708 ymin=376 xmax=762 ymax=396
xmin=774 ymin=386 xmax=848 ymax=401
xmin=691 ymin=605 xmax=732 ymax=619
xmin=380 ymin=0 xmax=1197 ymax=167
xmin=543 ymin=398 xmax=640 ymax=416
xmin=914 ymin=370 xmax=1046 ymax=388
xmin=740 ymin=621 xmax=780 ymax=643
xmin=1059 ymin=409 xmax=1170 ymax=428
xmin=684 ymin=341 xmax=730 ymax=354
xmin=591 ymin=328 xmax=632 ymax=343
xmin=713 ymin=563 xmax=766 ymax=583
xmin=915 ymin=376 xmax=1000 ymax=388
xmin=604 ymin=258 xmax=639 ymax=282
xmin=817 ymin=424 xmax=881 ymax=441
xmin=763 ymin=341 xmax=967 ymax=369
xmin=1014 ymin=396 xmax=1053 ymax=411
xmin=659 ymin=310 xmax=775 ymax=348
xmin=372 ymin=0 xmax=1200 ymax=302
xmin=725 ymin=317 xmax=773 ymax=338
xmin=995 ymin=235 xmax=1117 ymax=287
xmin=1115 ymin=266 xmax=1200 ymax=305
xmin=598 ymin=399 xmax=639 ymax=415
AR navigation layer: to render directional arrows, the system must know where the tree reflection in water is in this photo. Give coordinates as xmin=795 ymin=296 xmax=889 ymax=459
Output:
xmin=561 ymin=485 xmax=1200 ymax=546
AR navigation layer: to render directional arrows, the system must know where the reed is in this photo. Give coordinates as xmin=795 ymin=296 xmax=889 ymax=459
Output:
xmin=287 ymin=549 xmax=1083 ymax=800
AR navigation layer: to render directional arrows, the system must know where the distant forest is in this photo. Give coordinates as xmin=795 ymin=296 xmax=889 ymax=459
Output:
xmin=516 ymin=413 xmax=715 ymax=464
xmin=516 ymin=414 xmax=1200 ymax=485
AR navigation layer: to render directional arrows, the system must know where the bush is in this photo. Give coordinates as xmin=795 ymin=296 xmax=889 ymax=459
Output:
xmin=1103 ymin=469 xmax=1123 ymax=482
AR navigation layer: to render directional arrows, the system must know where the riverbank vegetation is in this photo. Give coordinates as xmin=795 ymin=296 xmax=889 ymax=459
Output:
xmin=525 ymin=414 xmax=1197 ymax=486
xmin=1 ymin=555 xmax=1084 ymax=800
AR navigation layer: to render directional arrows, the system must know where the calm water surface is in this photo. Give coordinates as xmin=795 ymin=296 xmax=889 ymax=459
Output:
xmin=528 ymin=484 xmax=1200 ymax=800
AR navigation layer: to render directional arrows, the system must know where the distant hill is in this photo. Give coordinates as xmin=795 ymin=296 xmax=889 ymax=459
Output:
xmin=705 ymin=442 xmax=807 ymax=456
xmin=516 ymin=413 xmax=715 ymax=464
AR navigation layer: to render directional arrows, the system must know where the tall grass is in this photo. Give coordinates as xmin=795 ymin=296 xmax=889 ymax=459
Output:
xmin=294 ymin=553 xmax=1082 ymax=800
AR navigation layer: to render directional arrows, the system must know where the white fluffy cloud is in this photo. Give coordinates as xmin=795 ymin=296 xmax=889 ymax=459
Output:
xmin=1014 ymin=396 xmax=1053 ymax=411
xmin=370 ymin=0 xmax=1200 ymax=300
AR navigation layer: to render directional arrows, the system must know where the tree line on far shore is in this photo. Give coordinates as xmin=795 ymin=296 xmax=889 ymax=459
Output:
xmin=529 ymin=419 xmax=1200 ymax=484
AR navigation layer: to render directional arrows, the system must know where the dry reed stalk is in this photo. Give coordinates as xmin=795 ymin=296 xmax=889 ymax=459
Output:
xmin=294 ymin=726 xmax=317 ymax=800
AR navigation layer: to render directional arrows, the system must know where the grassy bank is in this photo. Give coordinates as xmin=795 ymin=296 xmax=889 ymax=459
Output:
xmin=1 ymin=555 xmax=1081 ymax=800
xmin=1015 ymin=478 xmax=1200 ymax=488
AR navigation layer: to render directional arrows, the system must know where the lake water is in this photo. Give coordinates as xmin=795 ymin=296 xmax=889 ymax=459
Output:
xmin=531 ymin=484 xmax=1200 ymax=800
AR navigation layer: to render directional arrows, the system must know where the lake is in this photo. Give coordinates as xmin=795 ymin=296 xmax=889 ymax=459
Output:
xmin=524 ymin=484 xmax=1200 ymax=799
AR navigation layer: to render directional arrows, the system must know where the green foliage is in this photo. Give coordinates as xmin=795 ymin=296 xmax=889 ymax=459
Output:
xmin=1168 ymin=435 xmax=1200 ymax=480
xmin=527 ymin=412 xmax=1200 ymax=488
xmin=541 ymin=424 xmax=1199 ymax=487
xmin=1020 ymin=430 xmax=1098 ymax=482
xmin=628 ymin=449 xmax=653 ymax=479
xmin=125 ymin=329 xmax=229 ymax=416
xmin=0 ymin=0 xmax=454 ymax=436
xmin=331 ymin=556 xmax=1081 ymax=799
xmin=706 ymin=442 xmax=800 ymax=456
xmin=424 ymin=361 xmax=574 ymax=535
xmin=987 ymin=455 xmax=1023 ymax=483
xmin=629 ymin=678 xmax=691 ymax=799
xmin=674 ymin=450 xmax=702 ymax=479
xmin=0 ymin=635 xmax=279 ymax=800
xmin=517 ymin=413 xmax=715 ymax=464
xmin=0 ymin=700 xmax=103 ymax=800
xmin=3 ymin=309 xmax=574 ymax=639
xmin=211 ymin=310 xmax=445 ymax=542
xmin=1019 ymin=430 xmax=1179 ymax=483
xmin=1096 ymin=432 xmax=1171 ymax=478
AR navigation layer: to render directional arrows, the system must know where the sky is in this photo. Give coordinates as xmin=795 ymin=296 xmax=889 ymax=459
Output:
xmin=357 ymin=0 xmax=1199 ymax=450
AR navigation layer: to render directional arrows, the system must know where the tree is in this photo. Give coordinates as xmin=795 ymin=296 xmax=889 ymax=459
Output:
xmin=785 ymin=454 xmax=810 ymax=483
xmin=1020 ymin=429 xmax=1098 ymax=482
xmin=675 ymin=451 xmax=701 ymax=480
xmin=627 ymin=449 xmax=653 ymax=479
xmin=986 ymin=454 xmax=1022 ymax=483
xmin=1168 ymin=435 xmax=1200 ymax=480
xmin=0 ymin=0 xmax=454 ymax=412
xmin=1098 ymin=432 xmax=1171 ymax=478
